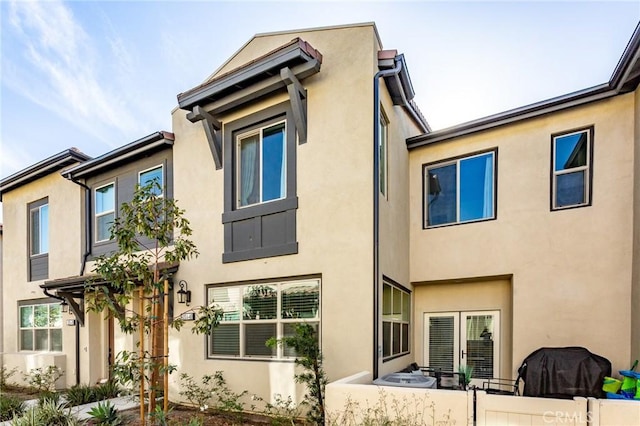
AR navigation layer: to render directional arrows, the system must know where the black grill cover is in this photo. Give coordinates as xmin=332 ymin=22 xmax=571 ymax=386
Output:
xmin=518 ymin=347 xmax=611 ymax=399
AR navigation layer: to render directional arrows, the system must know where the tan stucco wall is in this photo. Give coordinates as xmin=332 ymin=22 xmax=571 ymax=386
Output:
xmin=631 ymin=87 xmax=640 ymax=362
xmin=168 ymin=23 xmax=421 ymax=401
xmin=1 ymin=171 xmax=84 ymax=387
xmin=410 ymin=94 xmax=636 ymax=375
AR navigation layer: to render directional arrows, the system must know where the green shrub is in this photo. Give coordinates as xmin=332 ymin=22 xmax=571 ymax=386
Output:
xmin=94 ymin=380 xmax=121 ymax=400
xmin=12 ymin=399 xmax=81 ymax=426
xmin=65 ymin=383 xmax=96 ymax=406
xmin=37 ymin=390 xmax=61 ymax=407
xmin=0 ymin=366 xmax=18 ymax=389
xmin=87 ymin=400 xmax=122 ymax=426
xmin=0 ymin=394 xmax=26 ymax=421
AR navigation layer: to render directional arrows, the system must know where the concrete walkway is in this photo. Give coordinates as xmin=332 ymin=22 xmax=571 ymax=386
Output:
xmin=0 ymin=395 xmax=139 ymax=425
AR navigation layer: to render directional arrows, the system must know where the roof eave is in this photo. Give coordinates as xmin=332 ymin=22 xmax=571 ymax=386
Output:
xmin=64 ymin=131 xmax=174 ymax=180
xmin=0 ymin=149 xmax=91 ymax=200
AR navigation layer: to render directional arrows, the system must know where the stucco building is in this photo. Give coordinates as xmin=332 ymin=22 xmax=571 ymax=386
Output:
xmin=1 ymin=21 xmax=640 ymax=402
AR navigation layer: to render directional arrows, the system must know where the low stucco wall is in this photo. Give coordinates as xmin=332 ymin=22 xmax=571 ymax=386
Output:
xmin=2 ymin=352 xmax=66 ymax=390
xmin=325 ymin=371 xmax=471 ymax=425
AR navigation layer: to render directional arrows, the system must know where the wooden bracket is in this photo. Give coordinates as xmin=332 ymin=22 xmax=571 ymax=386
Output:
xmin=58 ymin=292 xmax=85 ymax=327
xmin=280 ymin=67 xmax=308 ymax=144
xmin=187 ymin=106 xmax=223 ymax=169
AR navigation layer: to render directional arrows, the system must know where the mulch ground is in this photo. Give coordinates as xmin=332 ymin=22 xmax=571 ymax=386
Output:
xmin=119 ymin=405 xmax=284 ymax=425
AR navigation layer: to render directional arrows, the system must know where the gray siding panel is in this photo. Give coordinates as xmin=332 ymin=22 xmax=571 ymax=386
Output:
xmin=87 ymin=149 xmax=173 ymax=260
xmin=29 ymin=254 xmax=48 ymax=281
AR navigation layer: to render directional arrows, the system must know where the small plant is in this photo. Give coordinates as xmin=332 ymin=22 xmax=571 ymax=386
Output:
xmin=87 ymin=400 xmax=122 ymax=426
xmin=457 ymin=365 xmax=473 ymax=387
xmin=94 ymin=379 xmax=121 ymax=401
xmin=65 ymin=383 xmax=96 ymax=406
xmin=12 ymin=399 xmax=81 ymax=426
xmin=149 ymin=404 xmax=173 ymax=426
xmin=23 ymin=365 xmax=64 ymax=393
xmin=0 ymin=394 xmax=26 ymax=421
xmin=267 ymin=323 xmax=327 ymax=425
xmin=37 ymin=390 xmax=61 ymax=407
xmin=0 ymin=365 xmax=18 ymax=389
xmin=253 ymin=393 xmax=302 ymax=425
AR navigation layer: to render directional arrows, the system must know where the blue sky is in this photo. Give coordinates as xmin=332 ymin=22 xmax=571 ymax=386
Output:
xmin=1 ymin=0 xmax=639 ymax=185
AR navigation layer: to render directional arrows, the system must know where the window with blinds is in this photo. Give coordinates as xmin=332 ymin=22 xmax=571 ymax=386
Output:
xmin=382 ymin=280 xmax=411 ymax=359
xmin=428 ymin=316 xmax=455 ymax=371
xmin=206 ymin=278 xmax=320 ymax=359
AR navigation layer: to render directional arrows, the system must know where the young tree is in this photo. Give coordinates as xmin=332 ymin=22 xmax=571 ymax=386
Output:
xmin=85 ymin=182 xmax=221 ymax=424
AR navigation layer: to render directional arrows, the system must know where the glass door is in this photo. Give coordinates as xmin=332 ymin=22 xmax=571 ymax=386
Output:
xmin=424 ymin=310 xmax=500 ymax=388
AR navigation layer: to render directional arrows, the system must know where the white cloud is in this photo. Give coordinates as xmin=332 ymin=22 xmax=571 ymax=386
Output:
xmin=4 ymin=0 xmax=147 ymax=148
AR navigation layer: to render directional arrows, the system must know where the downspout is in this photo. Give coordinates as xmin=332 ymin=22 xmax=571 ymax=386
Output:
xmin=373 ymin=58 xmax=403 ymax=380
xmin=63 ymin=176 xmax=90 ymax=386
xmin=65 ymin=177 xmax=91 ymax=275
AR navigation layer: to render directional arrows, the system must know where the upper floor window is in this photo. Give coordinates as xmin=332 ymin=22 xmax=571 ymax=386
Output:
xmin=236 ymin=122 xmax=286 ymax=208
xmin=19 ymin=301 xmax=62 ymax=351
xmin=551 ymin=127 xmax=592 ymax=210
xmin=206 ymin=278 xmax=319 ymax=359
xmin=139 ymin=165 xmax=164 ymax=196
xmin=424 ymin=150 xmax=496 ymax=227
xmin=382 ymin=280 xmax=410 ymax=359
xmin=95 ymin=183 xmax=115 ymax=243
xmin=379 ymin=111 xmax=389 ymax=197
xmin=30 ymin=202 xmax=49 ymax=256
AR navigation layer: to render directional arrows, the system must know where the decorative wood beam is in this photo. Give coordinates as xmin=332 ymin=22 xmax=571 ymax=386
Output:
xmin=280 ymin=67 xmax=308 ymax=144
xmin=187 ymin=106 xmax=223 ymax=170
xmin=58 ymin=292 xmax=85 ymax=327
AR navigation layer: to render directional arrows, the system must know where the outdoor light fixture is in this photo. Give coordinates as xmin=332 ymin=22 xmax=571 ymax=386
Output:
xmin=177 ymin=280 xmax=191 ymax=306
xmin=60 ymin=300 xmax=69 ymax=313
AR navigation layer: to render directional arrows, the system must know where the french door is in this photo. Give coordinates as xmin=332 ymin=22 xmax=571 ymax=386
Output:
xmin=423 ymin=310 xmax=500 ymax=387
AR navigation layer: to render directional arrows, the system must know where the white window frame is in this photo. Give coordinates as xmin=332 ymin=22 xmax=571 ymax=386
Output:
xmin=382 ymin=280 xmax=411 ymax=360
xmin=551 ymin=128 xmax=591 ymax=210
xmin=19 ymin=302 xmax=63 ymax=352
xmin=29 ymin=203 xmax=49 ymax=256
xmin=424 ymin=150 xmax=496 ymax=228
xmin=379 ymin=109 xmax=389 ymax=198
xmin=235 ymin=120 xmax=287 ymax=209
xmin=94 ymin=182 xmax=115 ymax=243
xmin=207 ymin=278 xmax=320 ymax=360
xmin=138 ymin=165 xmax=164 ymax=197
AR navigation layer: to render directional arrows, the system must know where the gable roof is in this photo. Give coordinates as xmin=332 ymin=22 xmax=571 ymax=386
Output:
xmin=407 ymin=22 xmax=640 ymax=149
xmin=63 ymin=131 xmax=174 ymax=180
xmin=0 ymin=149 xmax=91 ymax=201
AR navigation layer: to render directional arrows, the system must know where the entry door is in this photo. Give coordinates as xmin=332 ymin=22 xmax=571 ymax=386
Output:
xmin=424 ymin=310 xmax=500 ymax=387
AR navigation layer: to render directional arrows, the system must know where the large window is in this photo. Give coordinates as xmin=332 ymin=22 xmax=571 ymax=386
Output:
xmin=424 ymin=150 xmax=496 ymax=227
xmin=207 ymin=278 xmax=320 ymax=359
xmin=551 ymin=128 xmax=592 ymax=210
xmin=30 ymin=203 xmax=49 ymax=256
xmin=379 ymin=111 xmax=388 ymax=197
xmin=19 ymin=302 xmax=63 ymax=352
xmin=222 ymin=103 xmax=298 ymax=263
xmin=236 ymin=122 xmax=286 ymax=208
xmin=139 ymin=165 xmax=164 ymax=196
xmin=95 ymin=183 xmax=115 ymax=242
xmin=382 ymin=280 xmax=410 ymax=359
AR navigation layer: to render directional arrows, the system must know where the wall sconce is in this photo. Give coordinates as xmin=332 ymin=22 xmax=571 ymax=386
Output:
xmin=60 ymin=300 xmax=69 ymax=313
xmin=177 ymin=280 xmax=191 ymax=306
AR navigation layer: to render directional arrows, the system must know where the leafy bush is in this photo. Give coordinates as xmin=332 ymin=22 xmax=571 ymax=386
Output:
xmin=23 ymin=365 xmax=64 ymax=393
xmin=178 ymin=371 xmax=248 ymax=414
xmin=37 ymin=390 xmax=61 ymax=407
xmin=94 ymin=380 xmax=121 ymax=400
xmin=12 ymin=399 xmax=82 ymax=426
xmin=65 ymin=383 xmax=96 ymax=406
xmin=0 ymin=394 xmax=25 ymax=421
xmin=87 ymin=400 xmax=122 ymax=426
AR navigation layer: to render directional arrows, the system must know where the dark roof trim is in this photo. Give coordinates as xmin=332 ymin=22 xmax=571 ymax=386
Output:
xmin=0 ymin=149 xmax=91 ymax=200
xmin=378 ymin=51 xmax=431 ymax=133
xmin=63 ymin=131 xmax=174 ymax=180
xmin=177 ymin=38 xmax=322 ymax=110
xmin=408 ymin=22 xmax=640 ymax=149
